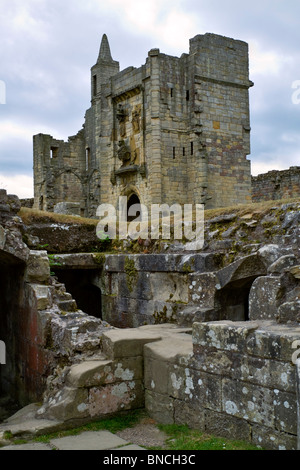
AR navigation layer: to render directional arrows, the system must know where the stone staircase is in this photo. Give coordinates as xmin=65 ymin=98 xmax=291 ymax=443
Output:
xmin=51 ymin=278 xmax=78 ymax=313
xmin=0 ymin=325 xmax=192 ymax=441
xmin=35 ymin=325 xmax=192 ymax=426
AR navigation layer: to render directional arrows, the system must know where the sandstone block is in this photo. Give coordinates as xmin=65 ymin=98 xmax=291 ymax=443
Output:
xmin=25 ymin=250 xmax=50 ymax=284
xmin=67 ymin=357 xmax=143 ymax=388
xmin=188 ymin=272 xmax=217 ymax=307
xmin=245 ymin=324 xmax=300 ymax=362
xmin=248 ymin=276 xmax=282 ymax=321
xmin=88 ymin=380 xmax=144 ymax=418
xmin=251 ymin=424 xmax=297 ymax=451
xmin=222 ymin=378 xmax=274 ymax=427
xmin=145 ymin=390 xmax=174 ymax=425
xmin=29 ymin=284 xmax=51 ymax=310
xmin=192 ymin=320 xmax=258 ymax=354
xmin=102 ymin=327 xmax=162 ymax=359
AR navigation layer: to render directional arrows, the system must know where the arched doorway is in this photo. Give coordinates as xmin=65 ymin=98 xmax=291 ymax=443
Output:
xmin=127 ymin=193 xmax=141 ymax=222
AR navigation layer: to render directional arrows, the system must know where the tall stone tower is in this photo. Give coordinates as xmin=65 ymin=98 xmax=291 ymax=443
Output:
xmin=33 ymin=33 xmax=253 ymax=217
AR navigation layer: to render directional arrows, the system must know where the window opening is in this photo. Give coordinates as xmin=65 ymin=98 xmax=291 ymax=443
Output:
xmin=93 ymin=75 xmax=97 ymax=96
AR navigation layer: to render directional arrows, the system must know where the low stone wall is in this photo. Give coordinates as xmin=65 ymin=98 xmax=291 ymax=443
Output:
xmin=252 ymin=167 xmax=300 ymax=203
xmin=145 ymin=320 xmax=300 ymax=450
xmin=101 ymin=253 xmax=221 ymax=328
xmin=34 ymin=321 xmax=300 ymax=450
xmin=35 ymin=325 xmax=192 ymax=425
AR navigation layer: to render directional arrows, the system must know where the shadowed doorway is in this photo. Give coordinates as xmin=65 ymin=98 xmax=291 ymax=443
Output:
xmin=54 ymin=269 xmax=102 ymax=319
xmin=127 ymin=194 xmax=141 ymax=222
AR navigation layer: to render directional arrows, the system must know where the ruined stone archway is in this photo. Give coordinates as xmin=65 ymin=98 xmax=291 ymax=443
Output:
xmin=215 ymin=276 xmax=259 ymax=321
xmin=214 ymin=254 xmax=268 ymax=322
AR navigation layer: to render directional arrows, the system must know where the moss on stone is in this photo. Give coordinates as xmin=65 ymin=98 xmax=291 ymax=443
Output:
xmin=124 ymin=257 xmax=138 ymax=292
xmin=93 ymin=253 xmax=106 ymax=266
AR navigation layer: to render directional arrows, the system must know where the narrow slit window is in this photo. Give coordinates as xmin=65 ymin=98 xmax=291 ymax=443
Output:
xmin=170 ymin=88 xmax=173 ymax=98
xmin=186 ymin=90 xmax=190 ymax=101
xmin=93 ymin=75 xmax=97 ymax=96
xmin=50 ymin=147 xmax=58 ymax=159
xmin=173 ymin=147 xmax=176 ymax=159
xmin=183 ymin=147 xmax=185 ymax=156
xmin=191 ymin=142 xmax=194 ymax=156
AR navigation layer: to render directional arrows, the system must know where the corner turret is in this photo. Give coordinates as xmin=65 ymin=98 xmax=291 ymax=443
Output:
xmin=91 ymin=34 xmax=119 ymax=99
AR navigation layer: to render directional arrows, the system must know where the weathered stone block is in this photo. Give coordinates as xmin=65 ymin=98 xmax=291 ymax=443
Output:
xmin=273 ymin=389 xmax=297 ymax=434
xmin=278 ymin=301 xmax=300 ymax=323
xmin=222 ymin=378 xmax=275 ymax=427
xmin=145 ymin=390 xmax=174 ymax=425
xmin=192 ymin=320 xmax=258 ymax=354
xmin=102 ymin=326 xmax=162 ymax=359
xmin=177 ymin=306 xmax=219 ymax=327
xmin=88 ymin=380 xmax=144 ymax=418
xmin=188 ymin=272 xmax=217 ymax=307
xmin=144 ymin=357 xmax=170 ymax=396
xmin=268 ymin=255 xmax=298 ymax=274
xmin=29 ymin=284 xmax=51 ymax=311
xmin=251 ymin=423 xmax=297 ymax=451
xmin=216 ymin=254 xmax=266 ymax=290
xmin=67 ymin=358 xmax=143 ymax=388
xmin=173 ymin=400 xmax=205 ymax=429
xmin=258 ymin=244 xmax=285 ymax=269
xmin=248 ymin=276 xmax=282 ymax=320
xmin=25 ymin=250 xmax=50 ymax=284
xmin=204 ymin=409 xmax=251 ymax=443
xmin=245 ymin=323 xmax=300 ymax=362
xmin=42 ymin=386 xmax=89 ymax=421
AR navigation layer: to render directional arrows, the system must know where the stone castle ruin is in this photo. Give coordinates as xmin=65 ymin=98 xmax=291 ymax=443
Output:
xmin=33 ymin=33 xmax=253 ymax=217
xmin=0 ymin=33 xmax=300 ymax=451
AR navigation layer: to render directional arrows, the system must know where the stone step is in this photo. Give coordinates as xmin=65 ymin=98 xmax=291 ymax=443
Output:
xmin=57 ymin=299 xmax=77 ymax=312
xmin=177 ymin=306 xmax=220 ymax=327
xmin=55 ymin=291 xmax=72 ymax=301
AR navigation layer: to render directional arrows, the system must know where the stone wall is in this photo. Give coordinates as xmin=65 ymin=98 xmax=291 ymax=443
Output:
xmin=145 ymin=320 xmax=300 ymax=450
xmin=252 ymin=167 xmax=300 ymax=203
xmin=33 ymin=131 xmax=87 ymax=214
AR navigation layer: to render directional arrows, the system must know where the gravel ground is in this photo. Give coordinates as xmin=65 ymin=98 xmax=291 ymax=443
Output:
xmin=116 ymin=417 xmax=168 ymax=449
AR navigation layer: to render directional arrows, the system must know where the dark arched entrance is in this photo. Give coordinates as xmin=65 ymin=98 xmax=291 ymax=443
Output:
xmin=54 ymin=269 xmax=102 ymax=319
xmin=215 ymin=277 xmax=258 ymax=322
xmin=127 ymin=194 xmax=141 ymax=222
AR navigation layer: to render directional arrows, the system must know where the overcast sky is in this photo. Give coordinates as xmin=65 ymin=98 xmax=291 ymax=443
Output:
xmin=0 ymin=0 xmax=299 ymax=198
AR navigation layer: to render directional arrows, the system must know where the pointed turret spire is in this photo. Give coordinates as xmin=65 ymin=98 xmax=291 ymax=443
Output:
xmin=97 ymin=34 xmax=113 ymax=63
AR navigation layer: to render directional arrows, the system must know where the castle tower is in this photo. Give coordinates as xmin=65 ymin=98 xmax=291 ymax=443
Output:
xmin=33 ymin=33 xmax=253 ymax=217
xmin=91 ymin=34 xmax=119 ymax=100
